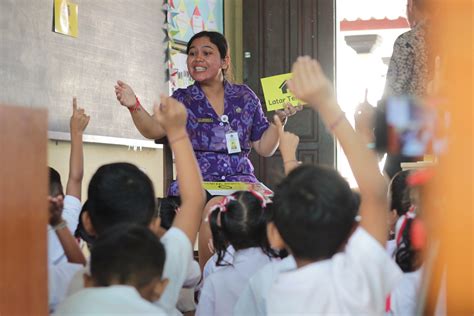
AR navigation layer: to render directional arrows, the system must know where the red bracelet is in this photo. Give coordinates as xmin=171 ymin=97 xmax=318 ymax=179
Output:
xmin=329 ymin=111 xmax=345 ymax=131
xmin=169 ymin=133 xmax=188 ymax=145
xmin=128 ymin=97 xmax=141 ymax=113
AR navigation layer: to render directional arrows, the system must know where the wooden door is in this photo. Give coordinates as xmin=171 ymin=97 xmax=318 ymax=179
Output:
xmin=243 ymin=0 xmax=336 ymax=189
xmin=0 ymin=105 xmax=48 ymax=315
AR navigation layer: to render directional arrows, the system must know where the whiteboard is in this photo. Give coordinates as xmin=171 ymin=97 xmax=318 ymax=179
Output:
xmin=0 ymin=0 xmax=168 ymax=140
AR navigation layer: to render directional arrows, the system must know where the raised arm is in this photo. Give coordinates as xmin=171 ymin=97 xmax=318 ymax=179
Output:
xmin=65 ymin=98 xmax=90 ymax=200
xmin=115 ymin=80 xmax=166 ymax=139
xmin=153 ymin=95 xmax=206 ymax=245
xmin=288 ymin=56 xmax=388 ymax=245
xmin=273 ymin=115 xmax=300 ymax=175
xmin=253 ymin=103 xmax=302 ymax=157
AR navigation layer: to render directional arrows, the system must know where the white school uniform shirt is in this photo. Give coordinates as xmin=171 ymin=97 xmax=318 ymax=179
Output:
xmin=386 ymin=239 xmax=396 ymax=257
xmin=389 ymin=268 xmax=423 ymax=316
xmin=196 ymin=247 xmax=274 ymax=316
xmin=196 ymin=245 xmax=235 ymax=295
xmin=48 ymin=195 xmax=81 ymax=265
xmin=54 ymin=285 xmax=167 ymax=315
xmin=66 ymin=227 xmax=193 ymax=316
xmin=234 ymin=255 xmax=296 ymax=316
xmin=47 ymin=195 xmax=83 ymax=312
xmin=203 ymin=245 xmax=236 ymax=280
xmin=267 ymin=228 xmax=403 ymax=315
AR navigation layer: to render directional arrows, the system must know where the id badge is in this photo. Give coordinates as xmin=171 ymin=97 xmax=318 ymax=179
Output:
xmin=225 ymin=131 xmax=241 ymax=154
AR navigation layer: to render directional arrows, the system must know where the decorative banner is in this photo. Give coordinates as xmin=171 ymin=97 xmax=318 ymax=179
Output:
xmin=164 ymin=0 xmax=223 ymax=93
xmin=169 ymin=47 xmax=194 ymax=94
xmin=54 ymin=0 xmax=78 ymax=37
xmin=166 ymin=0 xmax=224 ymax=45
xmin=260 ymin=73 xmax=304 ymax=111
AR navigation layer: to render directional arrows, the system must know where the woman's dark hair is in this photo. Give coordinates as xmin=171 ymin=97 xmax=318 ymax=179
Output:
xmin=395 ymin=218 xmax=421 ymax=272
xmin=90 ymin=224 xmax=166 ymax=288
xmin=390 ymin=170 xmax=412 ymax=216
xmin=272 ymin=165 xmax=357 ymax=261
xmin=209 ymin=191 xmax=276 ymax=266
xmin=186 ymin=31 xmax=233 ymax=81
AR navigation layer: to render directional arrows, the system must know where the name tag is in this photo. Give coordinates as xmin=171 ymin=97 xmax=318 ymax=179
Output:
xmin=197 ymin=118 xmax=214 ymax=123
xmin=225 ymin=131 xmax=241 ymax=154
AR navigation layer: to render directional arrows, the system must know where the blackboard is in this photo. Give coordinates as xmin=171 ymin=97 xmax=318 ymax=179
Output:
xmin=0 ymin=0 xmax=167 ymax=139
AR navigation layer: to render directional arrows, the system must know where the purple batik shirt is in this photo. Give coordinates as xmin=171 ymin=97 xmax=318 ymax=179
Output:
xmin=168 ymin=81 xmax=270 ymax=196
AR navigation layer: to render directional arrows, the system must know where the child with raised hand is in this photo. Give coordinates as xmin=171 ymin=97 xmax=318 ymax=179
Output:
xmin=48 ymin=97 xmax=89 ymax=265
xmin=48 ymin=98 xmax=89 ymax=312
xmin=265 ymin=56 xmax=402 ymax=314
xmin=65 ymin=95 xmax=205 ymax=315
xmin=196 ymin=190 xmax=278 ymax=316
xmin=55 ymin=224 xmax=168 ymax=315
xmin=273 ymin=114 xmax=300 ymax=175
xmin=233 ymin=117 xmax=300 ymax=316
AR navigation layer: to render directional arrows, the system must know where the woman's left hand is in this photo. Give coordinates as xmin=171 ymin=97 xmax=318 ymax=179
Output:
xmin=275 ymin=102 xmax=303 ymax=125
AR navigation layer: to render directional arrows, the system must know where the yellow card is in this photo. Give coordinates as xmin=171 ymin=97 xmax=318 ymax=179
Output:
xmin=54 ymin=0 xmax=78 ymax=38
xmin=260 ymin=73 xmax=303 ymax=111
xmin=203 ymin=182 xmax=249 ymax=191
xmin=203 ymin=181 xmax=273 ymax=197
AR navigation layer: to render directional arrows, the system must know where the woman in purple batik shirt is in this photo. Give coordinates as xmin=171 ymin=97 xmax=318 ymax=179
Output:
xmin=115 ymin=31 xmax=301 ymax=269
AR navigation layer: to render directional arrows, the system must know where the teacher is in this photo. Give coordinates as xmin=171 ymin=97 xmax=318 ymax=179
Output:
xmin=115 ymin=31 xmax=300 ymax=267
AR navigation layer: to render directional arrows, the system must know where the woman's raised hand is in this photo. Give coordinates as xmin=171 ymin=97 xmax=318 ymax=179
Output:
xmin=115 ymin=80 xmax=137 ymax=108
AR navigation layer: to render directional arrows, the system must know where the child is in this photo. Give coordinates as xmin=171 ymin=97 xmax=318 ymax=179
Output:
xmin=265 ymin=56 xmax=402 ymax=314
xmin=48 ymin=97 xmax=89 ymax=311
xmin=233 ymin=116 xmax=300 ymax=316
xmin=196 ymin=190 xmax=278 ymax=316
xmin=156 ymin=196 xmax=201 ymax=314
xmin=48 ymin=97 xmax=89 ymax=265
xmin=386 ymin=172 xmax=423 ymax=315
xmin=54 ymin=224 xmax=168 ymax=314
xmin=66 ymin=95 xmax=206 ymax=315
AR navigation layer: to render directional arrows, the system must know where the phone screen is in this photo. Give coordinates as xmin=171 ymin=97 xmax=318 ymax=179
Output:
xmin=375 ymin=96 xmax=448 ymax=157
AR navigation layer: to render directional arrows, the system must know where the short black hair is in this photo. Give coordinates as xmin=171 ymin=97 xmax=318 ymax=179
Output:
xmin=75 ymin=200 xmax=96 ymax=245
xmin=90 ymin=224 xmax=166 ymax=288
xmin=87 ymin=163 xmax=156 ymax=235
xmin=272 ymin=165 xmax=357 ymax=261
xmin=157 ymin=196 xmax=181 ymax=230
xmin=49 ymin=167 xmax=64 ymax=197
xmin=389 ymin=170 xmax=411 ymax=217
xmin=209 ymin=191 xmax=276 ymax=266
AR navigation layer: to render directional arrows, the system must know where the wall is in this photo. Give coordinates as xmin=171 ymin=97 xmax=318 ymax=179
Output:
xmin=48 ymin=139 xmax=165 ymax=199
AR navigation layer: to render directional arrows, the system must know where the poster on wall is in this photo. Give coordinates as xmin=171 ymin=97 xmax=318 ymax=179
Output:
xmin=169 ymin=46 xmax=195 ymax=94
xmin=165 ymin=0 xmax=224 ymax=93
xmin=167 ymin=0 xmax=224 ymax=44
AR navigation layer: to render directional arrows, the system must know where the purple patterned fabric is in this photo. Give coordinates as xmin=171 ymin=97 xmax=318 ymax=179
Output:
xmin=168 ymin=81 xmax=270 ymax=196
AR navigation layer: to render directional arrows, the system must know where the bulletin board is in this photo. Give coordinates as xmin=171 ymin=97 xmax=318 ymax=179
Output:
xmin=165 ymin=0 xmax=224 ymax=93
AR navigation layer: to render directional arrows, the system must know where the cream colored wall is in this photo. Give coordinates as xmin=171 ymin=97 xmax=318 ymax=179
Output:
xmin=224 ymin=0 xmax=243 ymax=83
xmin=48 ymin=140 xmax=164 ymax=201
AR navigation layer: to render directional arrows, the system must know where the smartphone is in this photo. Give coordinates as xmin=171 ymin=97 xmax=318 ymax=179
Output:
xmin=375 ymin=96 xmax=448 ymax=157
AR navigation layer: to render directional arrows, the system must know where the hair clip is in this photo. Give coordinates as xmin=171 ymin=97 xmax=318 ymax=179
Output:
xmin=205 ymin=195 xmax=236 ymax=223
xmin=248 ymin=190 xmax=271 ymax=208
